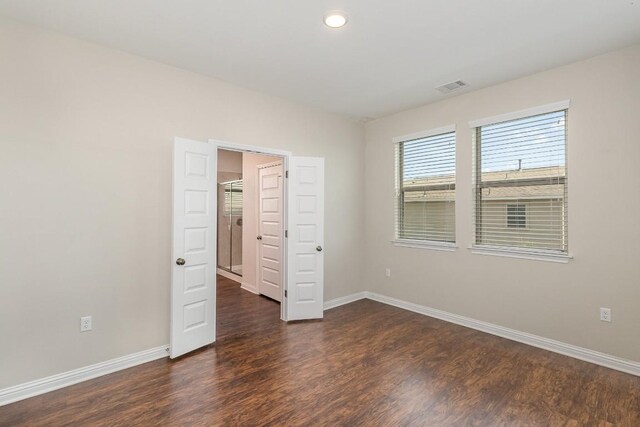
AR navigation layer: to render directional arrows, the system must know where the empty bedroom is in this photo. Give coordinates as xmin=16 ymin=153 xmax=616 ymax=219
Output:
xmin=1 ymin=1 xmax=639 ymax=425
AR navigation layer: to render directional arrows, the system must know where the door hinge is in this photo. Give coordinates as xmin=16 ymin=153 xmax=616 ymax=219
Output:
xmin=285 ymin=230 xmax=288 ymax=238
xmin=285 ymin=170 xmax=289 ymax=178
xmin=284 ymin=290 xmax=288 ymax=298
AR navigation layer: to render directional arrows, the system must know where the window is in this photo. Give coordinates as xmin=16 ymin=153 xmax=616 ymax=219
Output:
xmin=222 ymin=180 xmax=243 ymax=216
xmin=394 ymin=127 xmax=456 ymax=244
xmin=472 ymin=108 xmax=568 ymax=254
xmin=506 ymin=204 xmax=526 ymax=228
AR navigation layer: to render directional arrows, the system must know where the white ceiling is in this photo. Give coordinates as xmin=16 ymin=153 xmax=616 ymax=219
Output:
xmin=1 ymin=1 xmax=639 ymax=119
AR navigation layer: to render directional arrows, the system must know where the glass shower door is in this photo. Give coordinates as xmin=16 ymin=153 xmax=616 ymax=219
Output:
xmin=217 ymin=180 xmax=243 ymax=276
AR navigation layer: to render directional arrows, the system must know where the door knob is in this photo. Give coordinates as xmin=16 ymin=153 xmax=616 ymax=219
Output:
xmin=257 ymin=235 xmax=263 ymax=240
xmin=176 ymin=258 xmax=185 ymax=266
xmin=316 ymin=245 xmax=323 ymax=252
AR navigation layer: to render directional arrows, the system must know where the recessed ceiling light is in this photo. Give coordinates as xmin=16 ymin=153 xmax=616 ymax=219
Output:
xmin=324 ymin=11 xmax=348 ymax=28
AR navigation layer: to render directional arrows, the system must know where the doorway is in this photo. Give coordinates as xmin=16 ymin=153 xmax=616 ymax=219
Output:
xmin=216 ymin=149 xmax=285 ymax=306
xmin=170 ymin=137 xmax=325 ymax=359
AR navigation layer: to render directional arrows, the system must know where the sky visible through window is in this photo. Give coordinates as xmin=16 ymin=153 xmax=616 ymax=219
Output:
xmin=480 ymin=110 xmax=566 ymax=174
xmin=401 ymin=110 xmax=566 ymax=180
xmin=402 ymin=132 xmax=455 ymax=181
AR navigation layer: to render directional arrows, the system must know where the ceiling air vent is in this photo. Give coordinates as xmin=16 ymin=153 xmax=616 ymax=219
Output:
xmin=435 ymin=80 xmax=468 ymax=94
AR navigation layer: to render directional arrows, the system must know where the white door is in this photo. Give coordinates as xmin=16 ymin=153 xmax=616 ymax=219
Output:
xmin=286 ymin=157 xmax=325 ymax=320
xmin=258 ymin=162 xmax=284 ymax=302
xmin=171 ymin=137 xmax=217 ymax=358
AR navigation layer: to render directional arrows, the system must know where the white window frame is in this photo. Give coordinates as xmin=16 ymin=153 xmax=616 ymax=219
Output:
xmin=468 ymin=101 xmax=572 ymax=263
xmin=392 ymin=125 xmax=458 ymax=252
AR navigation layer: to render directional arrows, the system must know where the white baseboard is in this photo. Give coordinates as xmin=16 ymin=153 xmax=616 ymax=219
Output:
xmin=5 ymin=291 xmax=638 ymax=407
xmin=216 ymin=268 xmax=241 ymax=283
xmin=365 ymin=291 xmax=640 ymax=377
xmin=0 ymin=345 xmax=169 ymax=407
xmin=324 ymin=291 xmax=367 ymax=310
xmin=241 ymin=281 xmax=259 ymax=294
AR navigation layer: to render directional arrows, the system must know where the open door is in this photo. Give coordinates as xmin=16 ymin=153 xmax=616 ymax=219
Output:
xmin=258 ymin=162 xmax=284 ymax=302
xmin=286 ymin=157 xmax=325 ymax=320
xmin=171 ymin=137 xmax=217 ymax=358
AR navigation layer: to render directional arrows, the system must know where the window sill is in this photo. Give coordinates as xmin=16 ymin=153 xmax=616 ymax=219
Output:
xmin=469 ymin=245 xmax=572 ymax=263
xmin=392 ymin=239 xmax=457 ymax=252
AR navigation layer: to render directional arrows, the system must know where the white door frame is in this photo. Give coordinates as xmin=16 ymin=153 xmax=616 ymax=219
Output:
xmin=209 ymin=139 xmax=291 ymax=321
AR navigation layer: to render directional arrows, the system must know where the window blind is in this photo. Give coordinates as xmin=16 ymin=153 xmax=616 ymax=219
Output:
xmin=473 ymin=109 xmax=568 ymax=253
xmin=395 ymin=130 xmax=456 ymax=242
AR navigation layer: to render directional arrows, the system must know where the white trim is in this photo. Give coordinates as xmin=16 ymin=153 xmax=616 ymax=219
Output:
xmin=257 ymin=160 xmax=283 ymax=170
xmin=323 ymin=292 xmax=367 ymax=310
xmin=469 ymin=245 xmax=572 ymax=263
xmin=209 ymin=139 xmax=292 ymax=158
xmin=241 ymin=281 xmax=259 ymax=294
xmin=0 ymin=345 xmax=168 ymax=406
xmin=468 ymin=100 xmax=571 ymax=128
xmin=216 ymin=268 xmax=242 ymax=282
xmin=392 ymin=239 xmax=457 ymax=252
xmin=392 ymin=124 xmax=456 ymax=144
xmin=365 ymin=292 xmax=640 ymax=377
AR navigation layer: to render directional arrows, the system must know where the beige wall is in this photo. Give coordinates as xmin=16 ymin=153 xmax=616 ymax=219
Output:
xmin=241 ymin=152 xmax=282 ymax=291
xmin=0 ymin=18 xmax=365 ymax=389
xmin=364 ymin=44 xmax=640 ymax=363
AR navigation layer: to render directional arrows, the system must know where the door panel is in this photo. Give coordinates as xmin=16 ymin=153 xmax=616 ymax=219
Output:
xmin=171 ymin=137 xmax=217 ymax=358
xmin=258 ymin=163 xmax=284 ymax=302
xmin=287 ymin=157 xmax=324 ymax=320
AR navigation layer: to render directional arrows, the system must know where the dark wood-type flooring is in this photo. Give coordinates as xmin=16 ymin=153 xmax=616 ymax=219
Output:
xmin=2 ymin=275 xmax=639 ymax=426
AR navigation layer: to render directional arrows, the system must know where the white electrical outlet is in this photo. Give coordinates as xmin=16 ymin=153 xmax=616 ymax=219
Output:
xmin=385 ymin=268 xmax=391 ymax=277
xmin=600 ymin=308 xmax=611 ymax=322
xmin=80 ymin=316 xmax=92 ymax=332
